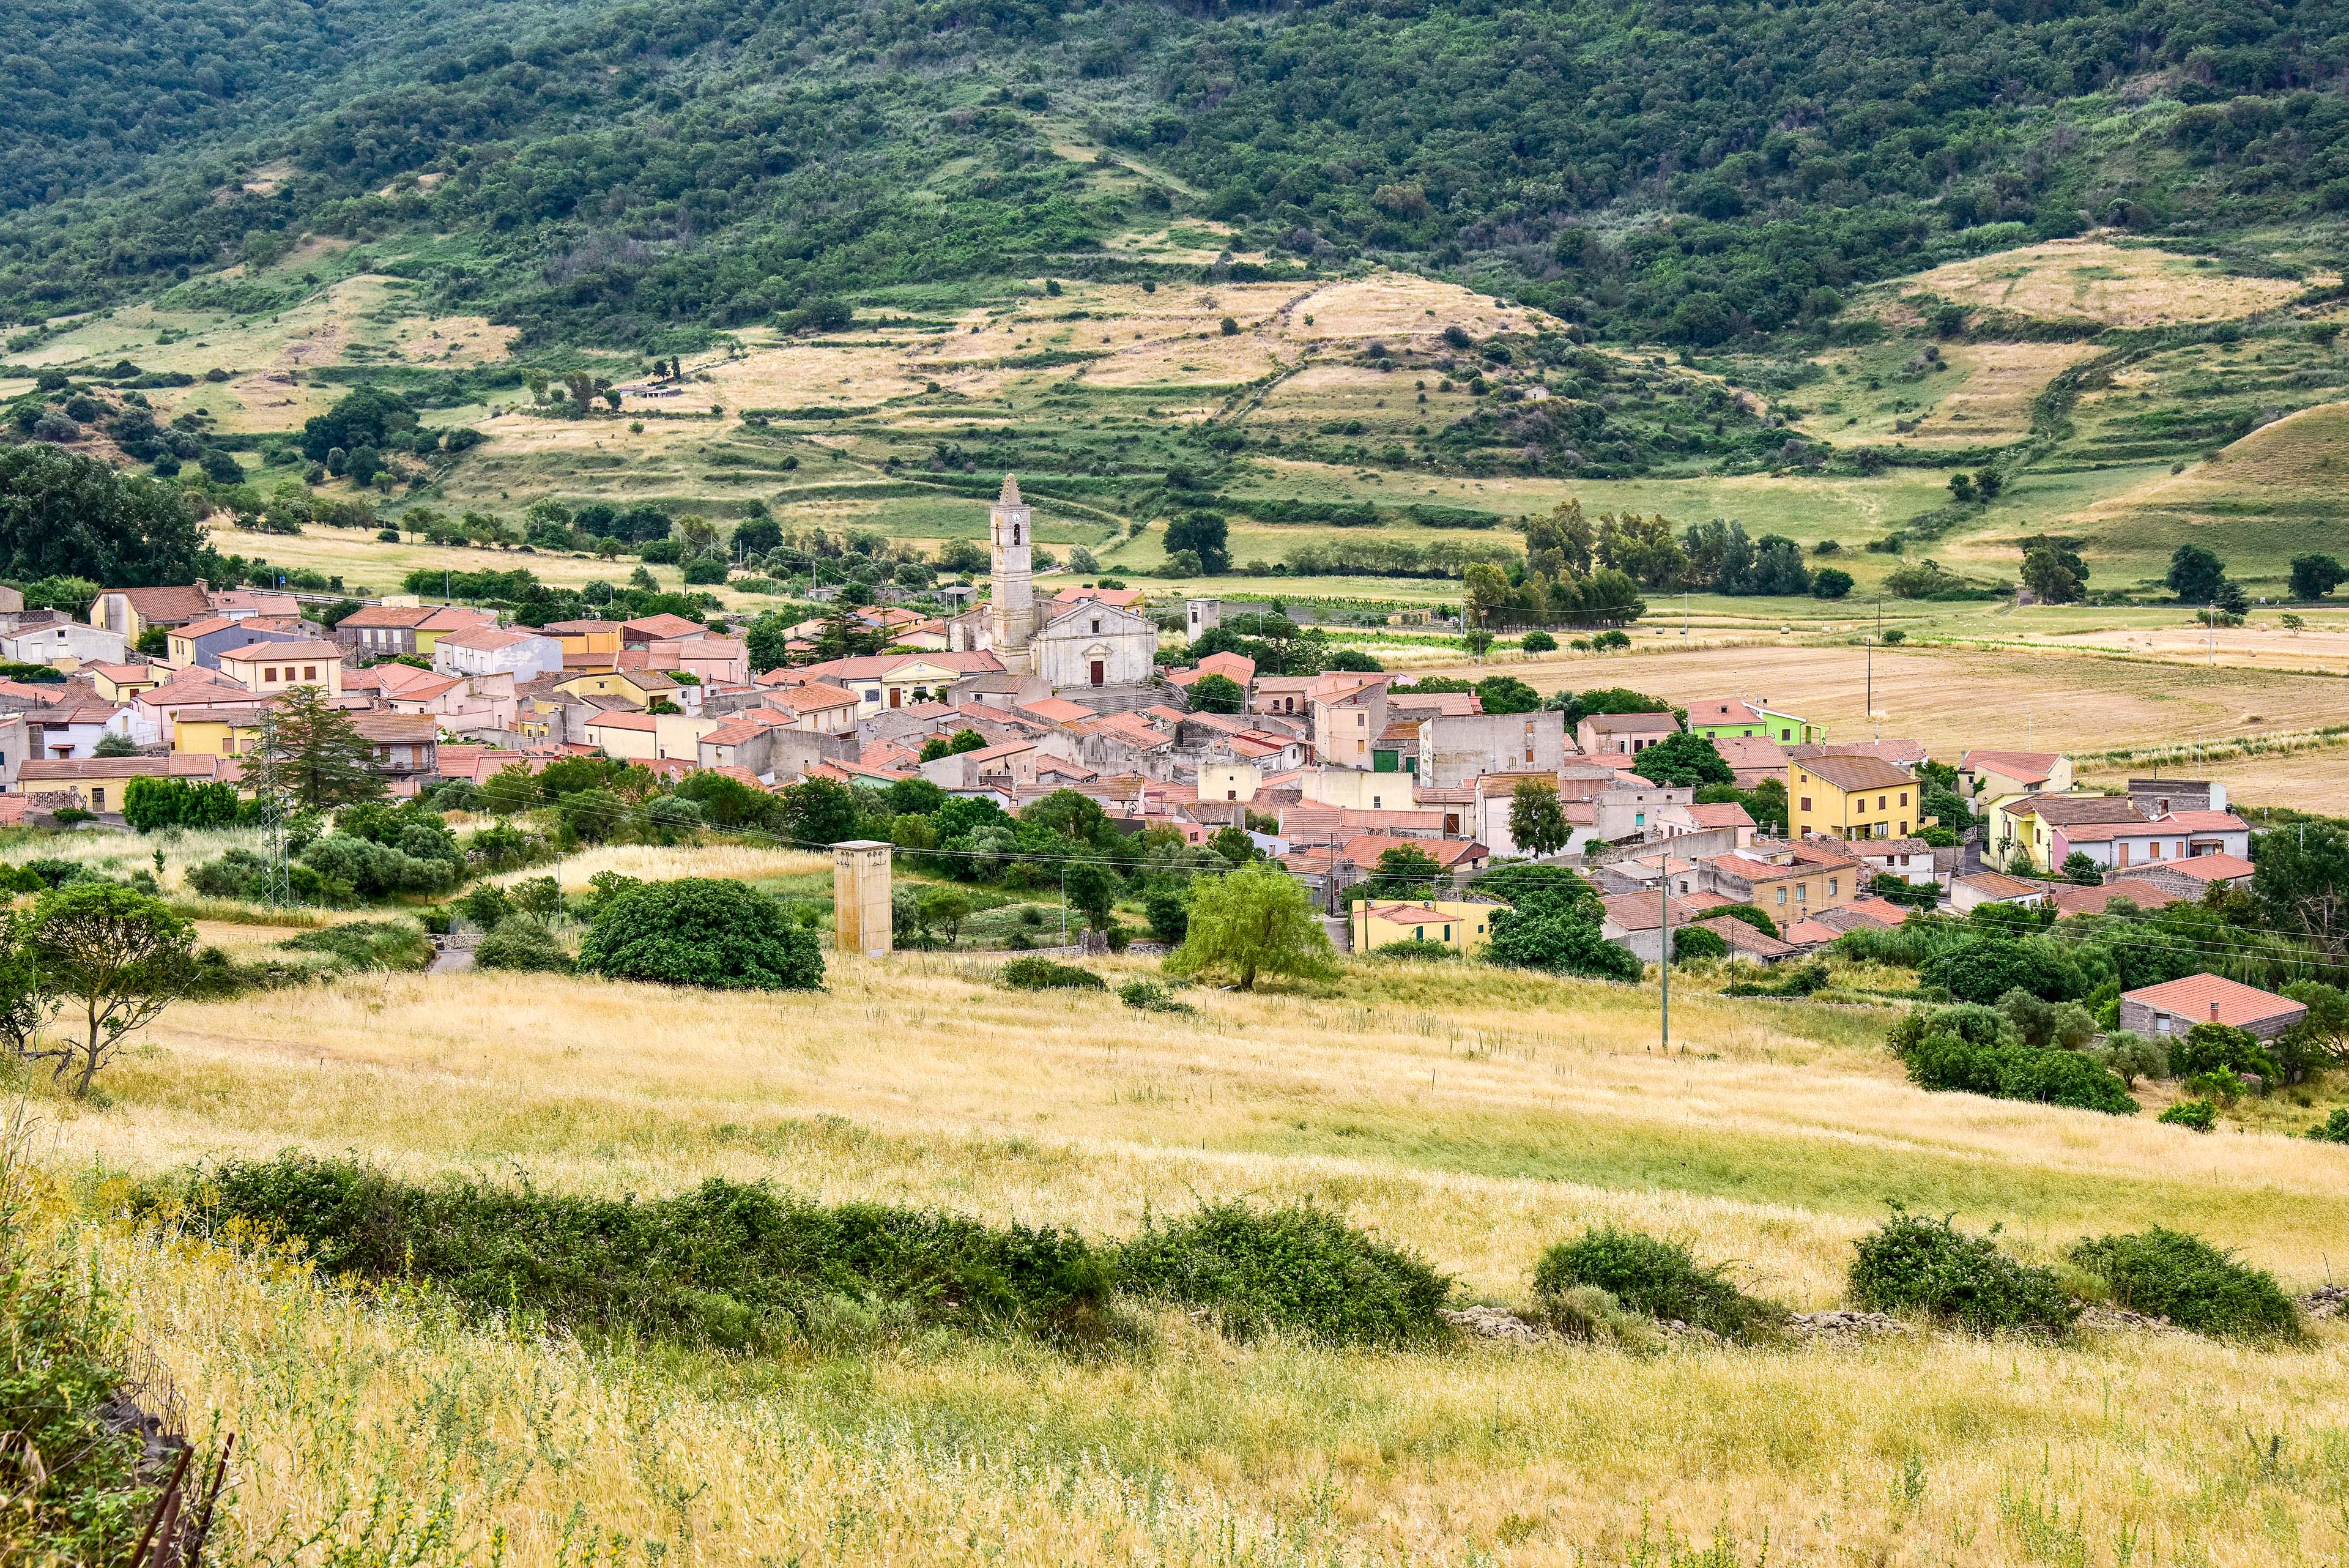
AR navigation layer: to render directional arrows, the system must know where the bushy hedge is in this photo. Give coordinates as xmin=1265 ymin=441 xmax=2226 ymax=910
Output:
xmin=577 ymin=878 xmax=822 ymax=990
xmin=163 ymin=1156 xmax=1112 ymax=1348
xmin=473 ymin=917 xmax=573 ymax=974
xmin=279 ymin=918 xmax=434 ymax=972
xmin=2306 ymin=1108 xmax=2349 ymax=1143
xmin=1889 ymin=1003 xmax=2137 ymax=1114
xmin=1116 ymin=1202 xmax=1451 ymax=1345
xmin=1848 ymin=1207 xmax=2079 ymax=1334
xmin=999 ymin=956 xmax=1104 ymax=990
xmin=2069 ymin=1228 xmax=2300 ymax=1340
xmin=1532 ymin=1226 xmax=1781 ymax=1339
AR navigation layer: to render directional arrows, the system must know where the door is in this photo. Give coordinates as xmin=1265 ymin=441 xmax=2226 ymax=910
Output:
xmin=888 ymin=688 xmax=901 ymax=708
xmin=1089 ymin=660 xmax=1104 ymax=686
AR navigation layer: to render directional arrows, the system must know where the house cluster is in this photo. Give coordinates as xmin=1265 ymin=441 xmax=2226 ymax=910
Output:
xmin=0 ymin=482 xmax=2260 ymax=986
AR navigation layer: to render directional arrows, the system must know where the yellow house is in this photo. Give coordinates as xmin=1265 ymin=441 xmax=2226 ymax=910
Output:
xmin=173 ymin=708 xmax=269 ymax=759
xmin=217 ymin=639 xmax=345 ymax=697
xmin=582 ymin=711 xmax=716 ymax=762
xmin=1787 ymin=756 xmax=1929 ymax=841
xmin=543 ymin=619 xmax=625 ymax=658
xmin=557 ymin=669 xmax=680 ymax=706
xmin=1198 ymin=761 xmax=1263 ymax=804
xmin=1303 ymin=765 xmax=1414 ymax=812
xmin=1351 ymin=899 xmax=1496 ymax=956
xmin=86 ymin=663 xmax=161 ymax=702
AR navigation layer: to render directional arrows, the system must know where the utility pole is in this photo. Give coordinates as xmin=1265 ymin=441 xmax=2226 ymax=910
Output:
xmin=1059 ymin=866 xmax=1067 ymax=948
xmin=1865 ymin=634 xmax=1874 ymax=743
xmin=1658 ymin=858 xmax=1671 ymax=1049
xmin=1682 ymin=589 xmax=1689 ymax=639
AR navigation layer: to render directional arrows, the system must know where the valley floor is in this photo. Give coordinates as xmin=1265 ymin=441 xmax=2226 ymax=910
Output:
xmin=40 ymin=951 xmax=2349 ymax=1566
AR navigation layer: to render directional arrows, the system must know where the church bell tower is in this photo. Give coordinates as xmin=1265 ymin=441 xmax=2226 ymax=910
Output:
xmin=987 ymin=473 xmax=1036 ymax=673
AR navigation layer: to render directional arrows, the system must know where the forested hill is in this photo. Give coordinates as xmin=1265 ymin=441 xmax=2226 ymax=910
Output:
xmin=7 ymin=0 xmax=2349 ymax=351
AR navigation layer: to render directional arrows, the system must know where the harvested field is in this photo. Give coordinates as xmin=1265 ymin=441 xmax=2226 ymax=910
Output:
xmin=1889 ymin=240 xmax=2306 ymax=327
xmin=1433 ymin=639 xmax=2349 ymax=759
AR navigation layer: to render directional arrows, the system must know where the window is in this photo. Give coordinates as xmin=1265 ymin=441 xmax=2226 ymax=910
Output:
xmin=1776 ymin=888 xmax=1788 ymax=905
xmin=1899 ymin=791 xmax=1909 ymax=805
xmin=303 ymin=666 xmax=317 ymax=680
xmin=1877 ymin=795 xmax=1887 ymax=811
xmin=1799 ymin=797 xmax=1811 ymax=812
xmin=1795 ymin=884 xmax=1808 ymax=902
xmin=1828 ymin=878 xmax=1839 ymax=897
xmin=263 ymin=667 xmax=278 ymax=682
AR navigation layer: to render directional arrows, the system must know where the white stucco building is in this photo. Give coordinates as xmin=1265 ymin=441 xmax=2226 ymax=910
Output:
xmin=433 ymin=626 xmax=564 ymax=682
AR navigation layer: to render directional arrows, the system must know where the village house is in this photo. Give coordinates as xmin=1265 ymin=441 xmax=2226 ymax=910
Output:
xmin=351 ymin=712 xmax=440 ymax=783
xmin=333 ymin=605 xmax=498 ymax=660
xmin=2044 ymin=809 xmax=2252 ymax=872
xmin=11 ymin=754 xmax=221 ymax=815
xmin=1787 ymin=755 xmax=1925 ymax=841
xmin=1578 ymin=709 xmax=1679 ymax=755
xmin=434 ymin=626 xmax=564 ymax=683
xmin=89 ymin=584 xmax=213 ymax=641
xmin=1350 ymin=899 xmax=1498 ymax=956
xmin=1418 ymin=710 xmax=1568 ymax=788
xmin=1683 ymin=699 xmax=1815 ymax=745
xmin=0 ymin=619 xmax=127 ymax=669
xmin=28 ymin=702 xmax=131 ymax=759
xmin=1308 ymin=677 xmax=1391 ymax=770
xmin=169 ymin=614 xmax=314 ymax=671
xmin=1960 ymin=749 xmax=2073 ymax=802
xmin=1948 ymin=870 xmax=2051 ymax=913
xmin=218 ymin=639 xmax=347 ymax=697
xmin=2119 ymin=974 xmax=2306 ymax=1042
xmin=1694 ymin=840 xmax=1862 ymax=918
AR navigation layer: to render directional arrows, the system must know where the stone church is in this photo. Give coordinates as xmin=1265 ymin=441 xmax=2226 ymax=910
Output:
xmin=948 ymin=476 xmax=1159 ymax=691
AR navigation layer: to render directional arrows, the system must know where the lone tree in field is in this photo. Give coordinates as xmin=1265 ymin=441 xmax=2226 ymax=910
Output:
xmin=577 ymin=877 xmax=823 ymax=990
xmin=23 ymin=884 xmax=196 ymax=1097
xmin=1166 ymin=863 xmax=1335 ymax=990
xmin=1509 ymin=779 xmax=1572 ymax=858
xmin=256 ymin=686 xmax=385 ymax=811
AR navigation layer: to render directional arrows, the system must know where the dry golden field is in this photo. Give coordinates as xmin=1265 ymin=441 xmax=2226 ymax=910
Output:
xmin=1442 ymin=637 xmax=2349 ymax=761
xmin=1885 ymin=240 xmax=2310 ymax=327
xmin=23 ymin=945 xmax=2349 ymax=1567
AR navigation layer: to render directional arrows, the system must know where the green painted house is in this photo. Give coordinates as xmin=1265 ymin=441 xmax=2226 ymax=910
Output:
xmin=1685 ymin=698 xmax=1816 ymax=745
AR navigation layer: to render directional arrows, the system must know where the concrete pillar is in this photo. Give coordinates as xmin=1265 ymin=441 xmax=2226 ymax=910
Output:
xmin=832 ymin=839 xmax=894 ymax=958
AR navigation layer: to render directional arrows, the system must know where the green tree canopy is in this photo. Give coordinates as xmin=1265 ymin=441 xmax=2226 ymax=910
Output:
xmin=1166 ymin=863 xmax=1336 ymax=990
xmin=1509 ymin=779 xmax=1572 ymax=859
xmin=577 ymin=878 xmax=823 ymax=990
xmin=0 ymin=445 xmax=207 ymax=587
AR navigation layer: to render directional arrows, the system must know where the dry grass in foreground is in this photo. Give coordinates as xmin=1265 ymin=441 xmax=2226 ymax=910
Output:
xmin=35 ymin=953 xmax=2349 ymax=1566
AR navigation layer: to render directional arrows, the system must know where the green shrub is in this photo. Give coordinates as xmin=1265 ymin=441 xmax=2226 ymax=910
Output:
xmin=159 ymin=1154 xmax=1113 ymax=1349
xmin=474 ymin=917 xmax=574 ymax=974
xmin=2159 ymin=1098 xmax=2218 ymax=1131
xmin=1000 ymin=956 xmax=1104 ymax=990
xmin=2069 ymin=1227 xmax=2301 ymax=1340
xmin=577 ymin=878 xmax=822 ymax=990
xmin=1119 ymin=978 xmax=1193 ymax=1013
xmin=279 ymin=918 xmax=434 ymax=972
xmin=1847 ymin=1206 xmax=2080 ymax=1334
xmin=1117 ymin=1202 xmax=1450 ymax=1345
xmin=2306 ymin=1108 xmax=2349 ymax=1143
xmin=1893 ymin=1017 xmax=2137 ymax=1115
xmin=1669 ymin=925 xmax=1727 ymax=963
xmin=1532 ymin=1226 xmax=1782 ymax=1339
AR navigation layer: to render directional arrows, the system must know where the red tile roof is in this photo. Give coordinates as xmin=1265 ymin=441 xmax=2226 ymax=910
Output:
xmin=2121 ymin=973 xmax=2305 ymax=1030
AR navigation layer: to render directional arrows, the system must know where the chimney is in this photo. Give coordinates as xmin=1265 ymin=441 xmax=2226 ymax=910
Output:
xmin=2210 ymin=1001 xmax=2221 ymax=1021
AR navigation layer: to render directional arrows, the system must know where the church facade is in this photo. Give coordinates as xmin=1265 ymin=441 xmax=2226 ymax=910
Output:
xmin=950 ymin=476 xmax=1159 ymax=691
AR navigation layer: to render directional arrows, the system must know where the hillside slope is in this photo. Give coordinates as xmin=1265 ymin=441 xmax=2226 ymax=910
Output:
xmin=7 ymin=0 xmax=2349 ymax=350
